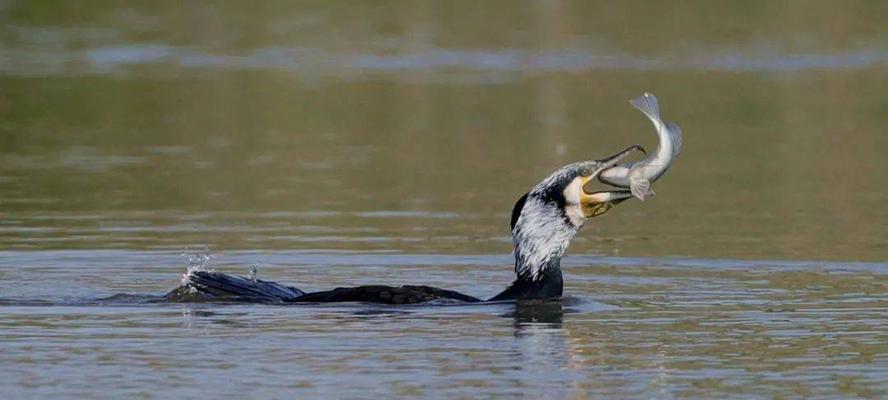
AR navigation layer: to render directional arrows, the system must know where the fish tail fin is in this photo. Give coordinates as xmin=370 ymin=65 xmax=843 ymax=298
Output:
xmin=630 ymin=92 xmax=660 ymax=122
xmin=632 ymin=92 xmax=682 ymax=156
xmin=665 ymin=121 xmax=682 ymax=156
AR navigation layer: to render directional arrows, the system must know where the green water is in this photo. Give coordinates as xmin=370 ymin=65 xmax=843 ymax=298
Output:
xmin=0 ymin=1 xmax=886 ymax=399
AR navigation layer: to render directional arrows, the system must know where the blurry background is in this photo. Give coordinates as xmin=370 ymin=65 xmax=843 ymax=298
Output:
xmin=1 ymin=0 xmax=886 ymax=260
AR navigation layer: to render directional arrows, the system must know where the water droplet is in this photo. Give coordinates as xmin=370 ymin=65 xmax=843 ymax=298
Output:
xmin=181 ymin=245 xmax=213 ymax=276
xmin=248 ymin=265 xmax=259 ymax=283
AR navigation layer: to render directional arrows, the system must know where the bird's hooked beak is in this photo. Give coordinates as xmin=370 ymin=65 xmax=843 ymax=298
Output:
xmin=579 ymin=145 xmax=645 ymax=218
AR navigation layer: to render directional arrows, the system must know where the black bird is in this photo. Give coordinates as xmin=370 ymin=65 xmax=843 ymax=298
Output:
xmin=164 ymin=145 xmax=644 ymax=304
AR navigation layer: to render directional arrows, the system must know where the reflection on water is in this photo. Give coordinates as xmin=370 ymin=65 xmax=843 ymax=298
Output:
xmin=509 ymin=300 xmax=565 ymax=325
xmin=1 ymin=1 xmax=886 ymax=399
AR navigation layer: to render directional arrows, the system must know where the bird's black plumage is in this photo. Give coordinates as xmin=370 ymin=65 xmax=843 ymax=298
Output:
xmin=163 ymin=146 xmax=643 ymax=305
xmin=510 ymin=192 xmax=529 ymax=231
xmin=292 ymin=285 xmax=481 ymax=304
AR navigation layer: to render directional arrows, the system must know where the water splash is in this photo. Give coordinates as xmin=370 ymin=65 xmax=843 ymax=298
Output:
xmin=180 ymin=245 xmax=212 ymax=284
xmin=248 ymin=264 xmax=259 ymax=283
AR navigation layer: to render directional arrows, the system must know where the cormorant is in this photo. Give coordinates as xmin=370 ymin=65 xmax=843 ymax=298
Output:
xmin=164 ymin=145 xmax=645 ymax=304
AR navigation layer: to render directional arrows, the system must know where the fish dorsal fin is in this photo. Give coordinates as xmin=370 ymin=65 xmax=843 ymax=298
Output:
xmin=629 ymin=176 xmax=652 ymax=201
xmin=665 ymin=121 xmax=682 ymax=156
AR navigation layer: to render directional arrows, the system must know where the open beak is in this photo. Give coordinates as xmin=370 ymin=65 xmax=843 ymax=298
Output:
xmin=579 ymin=145 xmax=644 ymax=218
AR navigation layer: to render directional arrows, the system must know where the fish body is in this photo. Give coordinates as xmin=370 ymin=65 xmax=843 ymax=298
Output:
xmin=599 ymin=92 xmax=682 ymax=200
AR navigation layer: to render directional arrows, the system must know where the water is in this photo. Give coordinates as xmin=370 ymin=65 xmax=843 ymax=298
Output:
xmin=1 ymin=1 xmax=887 ymax=399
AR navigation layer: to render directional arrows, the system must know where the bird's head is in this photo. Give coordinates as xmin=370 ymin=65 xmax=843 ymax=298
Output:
xmin=509 ymin=145 xmax=643 ymax=281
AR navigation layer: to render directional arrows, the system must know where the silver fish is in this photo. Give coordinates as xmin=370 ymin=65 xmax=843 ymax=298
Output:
xmin=598 ymin=92 xmax=682 ymax=200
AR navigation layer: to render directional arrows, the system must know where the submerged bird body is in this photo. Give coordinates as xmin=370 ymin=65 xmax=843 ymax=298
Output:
xmin=164 ymin=145 xmax=646 ymax=305
xmin=598 ymin=92 xmax=682 ymax=200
